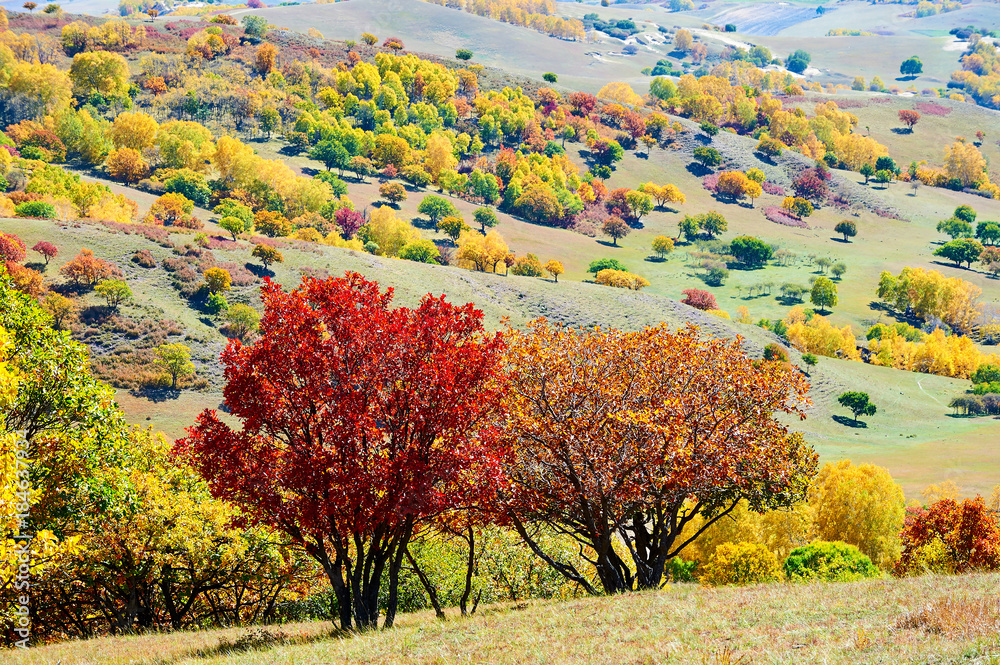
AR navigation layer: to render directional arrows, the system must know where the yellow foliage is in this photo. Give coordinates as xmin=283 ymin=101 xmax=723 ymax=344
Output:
xmin=922 ymin=479 xmax=961 ymax=504
xmin=878 ymin=267 xmax=982 ymax=334
xmin=109 ymin=111 xmax=159 ymax=151
xmin=832 ymin=132 xmax=888 ymax=171
xmin=85 ymin=192 xmax=138 ymax=224
xmin=699 ymin=542 xmax=781 ymax=586
xmin=944 ymin=140 xmax=987 ymax=187
xmin=456 ymin=229 xmax=509 ymax=273
xmin=596 ymin=82 xmax=643 ymax=106
xmin=785 ymin=314 xmax=861 ymax=361
xmin=423 ymin=132 xmax=457 ymax=180
xmin=0 ymin=330 xmax=80 ymax=625
xmin=290 ymin=227 xmax=323 ymax=242
xmin=868 ymin=328 xmax=995 ymax=379
xmin=421 ymin=0 xmax=585 ymax=40
xmin=323 ymin=232 xmax=365 ymax=251
xmin=809 ymin=460 xmax=905 ymax=568
xmin=364 ymin=206 xmax=419 ymax=257
xmin=679 ymin=500 xmax=812 ymax=566
xmin=594 ymin=268 xmax=649 ymax=290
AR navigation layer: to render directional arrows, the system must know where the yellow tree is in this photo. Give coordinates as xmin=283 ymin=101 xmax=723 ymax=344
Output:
xmin=596 ymin=82 xmax=643 ymax=106
xmin=364 ymin=206 xmax=419 ymax=257
xmin=109 ymin=111 xmax=159 ymax=151
xmin=456 ymin=230 xmax=509 ymax=273
xmin=423 ymin=133 xmax=457 ymax=181
xmin=544 ymin=259 xmax=564 ymax=282
xmin=945 ymin=140 xmax=987 ymax=187
xmin=674 ymin=28 xmax=693 ymax=52
xmin=203 ymin=267 xmax=232 ymax=294
xmin=8 ymin=62 xmax=72 ymax=115
xmin=254 ymin=43 xmax=278 ymax=75
xmin=69 ymin=51 xmax=130 ymax=100
xmin=809 ymin=460 xmax=905 ymax=568
xmin=105 ymin=148 xmax=149 ymax=183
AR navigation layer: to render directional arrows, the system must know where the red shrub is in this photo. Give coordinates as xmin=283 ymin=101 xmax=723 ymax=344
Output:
xmin=763 ymin=206 xmax=809 ymax=228
xmin=761 ymin=182 xmax=785 ymax=196
xmin=915 ymin=102 xmax=951 ymax=116
xmin=681 ymin=288 xmax=718 ymax=311
xmin=896 ymin=497 xmax=1000 ymax=575
xmin=792 ymin=168 xmax=829 ymax=203
xmin=702 ymin=172 xmax=720 ymax=193
xmin=0 ymin=232 xmax=27 ymax=263
xmin=335 ymin=208 xmax=365 ymax=239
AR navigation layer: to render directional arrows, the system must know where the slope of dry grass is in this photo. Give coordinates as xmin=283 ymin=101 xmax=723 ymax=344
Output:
xmin=9 ymin=572 xmax=1000 ymax=664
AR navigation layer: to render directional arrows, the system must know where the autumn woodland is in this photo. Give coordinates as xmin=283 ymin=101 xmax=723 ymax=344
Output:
xmin=2 ymin=0 xmax=1000 ymax=662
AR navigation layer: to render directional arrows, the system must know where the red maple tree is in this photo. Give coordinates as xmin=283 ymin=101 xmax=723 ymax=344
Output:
xmin=32 ymin=240 xmax=57 ymax=264
xmin=176 ymin=273 xmax=507 ymax=630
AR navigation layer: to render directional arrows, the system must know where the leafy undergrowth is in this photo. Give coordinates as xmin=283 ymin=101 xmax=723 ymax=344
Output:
xmin=10 ymin=572 xmax=1000 ymax=665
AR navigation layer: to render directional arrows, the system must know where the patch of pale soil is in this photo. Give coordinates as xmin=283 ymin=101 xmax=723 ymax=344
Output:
xmin=943 ymin=37 xmax=969 ymax=52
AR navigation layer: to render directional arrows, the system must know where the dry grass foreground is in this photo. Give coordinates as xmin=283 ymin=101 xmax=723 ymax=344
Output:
xmin=9 ymin=572 xmax=1000 ymax=664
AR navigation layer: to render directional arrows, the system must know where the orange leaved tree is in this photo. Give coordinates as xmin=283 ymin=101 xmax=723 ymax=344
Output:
xmin=496 ymin=320 xmax=817 ymax=594
xmin=177 ymin=273 xmax=508 ymax=631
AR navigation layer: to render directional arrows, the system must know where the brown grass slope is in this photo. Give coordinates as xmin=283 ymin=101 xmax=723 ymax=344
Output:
xmin=7 ymin=572 xmax=1000 ymax=664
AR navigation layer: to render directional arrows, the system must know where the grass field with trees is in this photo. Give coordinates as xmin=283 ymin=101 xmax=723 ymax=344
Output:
xmin=2 ymin=0 xmax=1000 ymax=657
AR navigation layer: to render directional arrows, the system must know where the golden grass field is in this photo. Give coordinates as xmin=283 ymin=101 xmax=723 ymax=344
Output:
xmin=8 ymin=572 xmax=1000 ymax=664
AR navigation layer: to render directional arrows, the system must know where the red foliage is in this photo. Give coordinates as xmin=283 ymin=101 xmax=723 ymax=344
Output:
xmin=603 ymin=187 xmax=631 ymax=219
xmin=494 ymin=148 xmax=519 ymax=185
xmin=681 ymin=288 xmax=718 ymax=311
xmin=897 ymin=497 xmax=1000 ymax=574
xmin=898 ymin=109 xmax=921 ymax=129
xmin=6 ymin=192 xmax=41 ymax=205
xmin=915 ymin=102 xmax=951 ymax=117
xmin=32 ymin=240 xmax=57 ymax=264
xmin=246 ymin=0 xmax=265 ymax=7
xmin=622 ymin=111 xmax=646 ymax=139
xmin=334 ymin=208 xmax=364 ymax=239
xmin=0 ymin=232 xmax=27 ymax=264
xmin=568 ymin=92 xmax=596 ymax=116
xmin=176 ymin=273 xmax=507 ymax=630
xmin=761 ymin=182 xmax=785 ymax=196
xmin=763 ymin=206 xmax=809 ymax=228
xmin=99 ymin=220 xmax=170 ymax=243
xmin=792 ymin=168 xmax=829 ymax=203
xmin=702 ymin=172 xmax=720 ymax=193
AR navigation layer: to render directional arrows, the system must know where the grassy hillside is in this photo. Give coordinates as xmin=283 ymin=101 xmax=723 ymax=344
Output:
xmin=9 ymin=191 xmax=999 ymax=497
xmin=5 ymin=2 xmax=999 ymax=499
xmin=237 ymin=0 xmax=657 ymax=94
xmin=9 ymin=572 xmax=1000 ymax=664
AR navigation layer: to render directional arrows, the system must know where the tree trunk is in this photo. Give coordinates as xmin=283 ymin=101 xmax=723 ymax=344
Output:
xmin=459 ymin=525 xmax=475 ymax=617
xmin=383 ymin=517 xmax=413 ymax=629
xmin=405 ymin=546 xmax=445 ymax=620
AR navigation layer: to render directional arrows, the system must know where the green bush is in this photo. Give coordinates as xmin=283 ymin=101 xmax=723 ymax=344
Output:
xmin=587 ymin=257 xmax=628 ymax=274
xmin=783 ymin=541 xmax=880 ymax=582
xmin=665 ymin=557 xmax=697 ymax=583
xmin=700 ymin=542 xmax=780 ymax=586
xmin=15 ymin=201 xmax=57 ymax=219
xmin=972 ymin=381 xmax=1000 ymax=395
xmin=205 ymin=292 xmax=228 ymax=314
xmin=763 ymin=343 xmax=789 ymax=362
